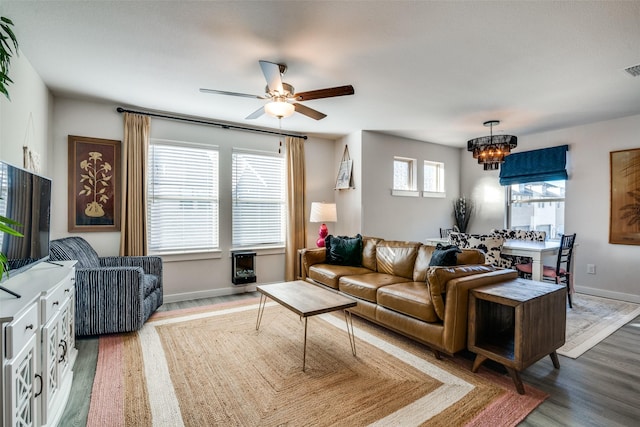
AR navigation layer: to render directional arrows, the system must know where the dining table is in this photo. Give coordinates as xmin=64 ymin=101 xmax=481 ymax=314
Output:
xmin=424 ymin=237 xmax=561 ymax=282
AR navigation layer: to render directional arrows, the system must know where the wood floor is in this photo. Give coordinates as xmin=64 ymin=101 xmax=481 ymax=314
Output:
xmin=60 ymin=293 xmax=640 ymax=426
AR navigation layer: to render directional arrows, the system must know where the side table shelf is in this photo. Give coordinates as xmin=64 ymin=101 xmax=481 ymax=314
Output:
xmin=468 ymin=279 xmax=566 ymax=394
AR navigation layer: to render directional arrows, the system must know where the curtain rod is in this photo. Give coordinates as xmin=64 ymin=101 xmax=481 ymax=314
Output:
xmin=116 ymin=107 xmax=308 ymax=140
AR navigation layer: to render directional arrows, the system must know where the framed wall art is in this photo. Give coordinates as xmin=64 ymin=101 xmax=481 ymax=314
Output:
xmin=68 ymin=135 xmax=121 ymax=232
xmin=610 ymin=147 xmax=640 ymax=245
xmin=335 ymin=145 xmax=354 ymax=190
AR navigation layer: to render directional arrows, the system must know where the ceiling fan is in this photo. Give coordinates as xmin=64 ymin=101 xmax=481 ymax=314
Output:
xmin=199 ymin=60 xmax=354 ymax=120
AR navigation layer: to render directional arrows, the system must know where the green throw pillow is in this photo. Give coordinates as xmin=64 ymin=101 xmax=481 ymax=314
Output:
xmin=428 ymin=243 xmax=462 ymax=266
xmin=325 ymin=234 xmax=363 ymax=266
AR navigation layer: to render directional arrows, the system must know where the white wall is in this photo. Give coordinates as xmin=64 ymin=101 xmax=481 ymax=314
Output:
xmin=333 ymin=131 xmax=363 ymax=237
xmin=461 ymin=114 xmax=640 ymax=302
xmin=360 ymin=131 xmax=461 ymax=241
xmin=0 ymin=49 xmax=52 ymax=175
xmin=50 ymin=97 xmax=336 ymax=301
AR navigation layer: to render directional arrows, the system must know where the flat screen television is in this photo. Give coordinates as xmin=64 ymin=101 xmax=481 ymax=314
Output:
xmin=0 ymin=160 xmax=52 ymax=285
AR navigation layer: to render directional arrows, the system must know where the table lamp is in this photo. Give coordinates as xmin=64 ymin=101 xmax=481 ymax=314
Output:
xmin=309 ymin=202 xmax=337 ymax=247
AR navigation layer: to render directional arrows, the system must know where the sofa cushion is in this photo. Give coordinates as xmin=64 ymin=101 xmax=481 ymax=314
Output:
xmin=361 ymin=237 xmax=381 ymax=271
xmin=376 ymin=281 xmax=439 ymax=323
xmin=339 ymin=273 xmax=409 ymax=302
xmin=456 ymin=248 xmax=485 ymax=265
xmin=375 ymin=240 xmax=421 ymax=279
xmin=426 ymin=264 xmax=497 ymax=320
xmin=325 ymin=234 xmax=363 ymax=266
xmin=308 ymin=264 xmax=372 ymax=289
xmin=428 ymin=244 xmax=462 ymax=266
xmin=413 ymin=246 xmax=486 ymax=282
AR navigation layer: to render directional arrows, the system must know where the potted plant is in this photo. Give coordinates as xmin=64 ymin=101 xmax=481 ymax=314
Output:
xmin=452 ymin=196 xmax=474 ymax=233
xmin=0 ymin=16 xmax=19 ymax=100
xmin=0 ymin=215 xmax=22 ymax=280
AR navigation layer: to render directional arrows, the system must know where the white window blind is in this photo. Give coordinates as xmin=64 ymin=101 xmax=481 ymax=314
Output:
xmin=232 ymin=150 xmax=285 ymax=247
xmin=147 ymin=141 xmax=219 ymax=252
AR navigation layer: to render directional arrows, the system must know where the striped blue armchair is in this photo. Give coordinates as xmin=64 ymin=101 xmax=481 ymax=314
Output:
xmin=49 ymin=236 xmax=163 ymax=336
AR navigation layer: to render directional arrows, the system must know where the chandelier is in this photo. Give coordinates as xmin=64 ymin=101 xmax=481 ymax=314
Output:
xmin=467 ymin=120 xmax=517 ymax=170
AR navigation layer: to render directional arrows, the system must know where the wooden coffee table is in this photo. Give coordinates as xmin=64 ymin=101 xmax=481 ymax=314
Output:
xmin=256 ymin=280 xmax=357 ymax=371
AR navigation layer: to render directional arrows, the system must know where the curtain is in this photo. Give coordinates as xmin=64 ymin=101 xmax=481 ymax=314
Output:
xmin=499 ymin=145 xmax=569 ymax=185
xmin=120 ymin=113 xmax=150 ymax=256
xmin=284 ymin=136 xmax=306 ymax=281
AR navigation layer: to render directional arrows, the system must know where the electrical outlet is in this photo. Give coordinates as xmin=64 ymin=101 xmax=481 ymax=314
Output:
xmin=587 ymin=264 xmax=596 ymax=274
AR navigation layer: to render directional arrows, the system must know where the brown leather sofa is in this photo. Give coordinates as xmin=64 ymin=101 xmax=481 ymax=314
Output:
xmin=301 ymin=237 xmax=518 ymax=357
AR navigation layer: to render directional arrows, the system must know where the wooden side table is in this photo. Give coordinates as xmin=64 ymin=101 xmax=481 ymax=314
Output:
xmin=468 ymin=279 xmax=566 ymax=394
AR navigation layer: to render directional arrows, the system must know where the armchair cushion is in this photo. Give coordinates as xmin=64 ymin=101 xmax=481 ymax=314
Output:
xmin=49 ymin=236 xmax=100 ymax=268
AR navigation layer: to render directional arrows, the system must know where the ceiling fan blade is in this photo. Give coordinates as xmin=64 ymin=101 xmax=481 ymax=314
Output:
xmin=294 ymin=85 xmax=354 ymax=101
xmin=245 ymin=106 xmax=265 ymax=120
xmin=199 ymin=88 xmax=264 ymax=99
xmin=259 ymin=60 xmax=284 ymax=94
xmin=294 ymin=103 xmax=327 ymax=120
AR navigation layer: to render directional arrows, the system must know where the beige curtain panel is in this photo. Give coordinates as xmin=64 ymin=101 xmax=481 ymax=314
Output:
xmin=284 ymin=136 xmax=306 ymax=281
xmin=120 ymin=112 xmax=150 ymax=256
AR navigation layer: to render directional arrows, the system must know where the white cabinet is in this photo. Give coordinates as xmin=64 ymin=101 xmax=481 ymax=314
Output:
xmin=1 ymin=261 xmax=76 ymax=427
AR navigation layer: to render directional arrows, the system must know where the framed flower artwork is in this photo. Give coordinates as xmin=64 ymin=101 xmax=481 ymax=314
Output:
xmin=68 ymin=135 xmax=121 ymax=232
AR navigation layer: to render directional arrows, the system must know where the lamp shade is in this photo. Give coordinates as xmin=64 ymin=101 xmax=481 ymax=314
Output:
xmin=264 ymin=100 xmax=295 ymax=118
xmin=310 ymin=202 xmax=337 ymax=223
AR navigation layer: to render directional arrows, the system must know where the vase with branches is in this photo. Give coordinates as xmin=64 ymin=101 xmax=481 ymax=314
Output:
xmin=452 ymin=196 xmax=473 ymax=233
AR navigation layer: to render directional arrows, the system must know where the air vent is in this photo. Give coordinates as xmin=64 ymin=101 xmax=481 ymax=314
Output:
xmin=623 ymin=64 xmax=640 ymax=77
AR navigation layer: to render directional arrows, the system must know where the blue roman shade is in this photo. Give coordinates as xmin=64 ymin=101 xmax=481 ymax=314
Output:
xmin=499 ymin=145 xmax=568 ymax=186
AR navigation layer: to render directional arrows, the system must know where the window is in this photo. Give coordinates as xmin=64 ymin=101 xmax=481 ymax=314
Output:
xmin=232 ymin=150 xmax=285 ymax=247
xmin=393 ymin=157 xmax=415 ymax=190
xmin=147 ymin=141 xmax=219 ymax=253
xmin=423 ymin=160 xmax=445 ymax=197
xmin=392 ymin=156 xmax=419 ymax=197
xmin=507 ymin=180 xmax=565 ymax=239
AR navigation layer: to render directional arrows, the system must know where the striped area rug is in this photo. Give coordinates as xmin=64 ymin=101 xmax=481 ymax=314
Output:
xmin=87 ymin=299 xmax=546 ymax=426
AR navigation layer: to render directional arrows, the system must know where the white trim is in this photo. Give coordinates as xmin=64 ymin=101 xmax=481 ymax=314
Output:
xmin=422 ymin=191 xmax=446 ymax=198
xmin=391 ymin=189 xmax=420 ymax=197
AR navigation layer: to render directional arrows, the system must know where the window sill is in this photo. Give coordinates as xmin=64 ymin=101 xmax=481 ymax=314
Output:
xmin=229 ymin=245 xmax=285 ymax=256
xmin=422 ymin=191 xmax=446 ymax=198
xmin=155 ymin=250 xmax=222 ymax=263
xmin=391 ymin=189 xmax=420 ymax=197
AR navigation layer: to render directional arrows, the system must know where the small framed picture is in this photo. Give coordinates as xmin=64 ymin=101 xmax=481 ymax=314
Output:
xmin=335 ymin=159 xmax=353 ymax=190
xmin=68 ymin=135 xmax=121 ymax=232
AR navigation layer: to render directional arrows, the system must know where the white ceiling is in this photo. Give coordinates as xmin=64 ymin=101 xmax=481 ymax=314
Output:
xmin=3 ymin=1 xmax=640 ymax=146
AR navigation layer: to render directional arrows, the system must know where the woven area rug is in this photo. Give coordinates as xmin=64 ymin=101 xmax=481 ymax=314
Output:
xmin=558 ymin=293 xmax=640 ymax=358
xmin=87 ymin=299 xmax=546 ymax=426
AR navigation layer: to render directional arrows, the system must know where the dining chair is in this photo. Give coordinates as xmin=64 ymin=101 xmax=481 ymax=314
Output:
xmin=439 ymin=228 xmax=453 ymax=239
xmin=515 ymin=233 xmax=576 ymax=307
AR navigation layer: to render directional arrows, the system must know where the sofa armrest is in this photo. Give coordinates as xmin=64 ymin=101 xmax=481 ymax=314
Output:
xmin=75 ymin=267 xmax=146 ymax=335
xmin=300 ymin=248 xmax=326 ymax=279
xmin=441 ymin=269 xmax=518 ymax=354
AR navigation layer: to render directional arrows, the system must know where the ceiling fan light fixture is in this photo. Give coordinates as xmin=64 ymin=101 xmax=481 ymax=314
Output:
xmin=264 ymin=100 xmax=295 ymax=118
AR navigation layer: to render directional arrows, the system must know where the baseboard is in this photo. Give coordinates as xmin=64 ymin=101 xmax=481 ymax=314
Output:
xmin=164 ymin=285 xmax=258 ymax=303
xmin=574 ymin=285 xmax=640 ymax=304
